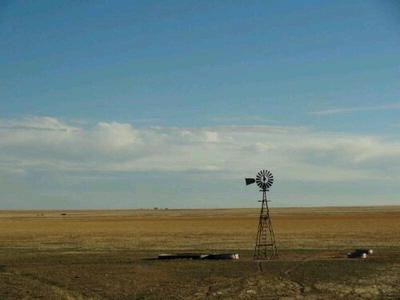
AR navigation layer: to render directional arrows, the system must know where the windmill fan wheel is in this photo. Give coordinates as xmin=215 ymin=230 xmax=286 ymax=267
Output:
xmin=255 ymin=170 xmax=274 ymax=190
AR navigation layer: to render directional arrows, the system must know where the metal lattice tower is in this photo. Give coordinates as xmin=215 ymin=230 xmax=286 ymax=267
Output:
xmin=245 ymin=170 xmax=278 ymax=260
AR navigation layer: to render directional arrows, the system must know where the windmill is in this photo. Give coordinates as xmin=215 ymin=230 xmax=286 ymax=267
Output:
xmin=246 ymin=170 xmax=278 ymax=260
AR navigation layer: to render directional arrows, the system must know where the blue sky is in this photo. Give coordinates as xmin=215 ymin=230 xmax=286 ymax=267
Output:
xmin=0 ymin=1 xmax=400 ymax=208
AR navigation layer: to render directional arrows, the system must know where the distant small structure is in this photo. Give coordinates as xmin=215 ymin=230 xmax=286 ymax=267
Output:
xmin=347 ymin=249 xmax=374 ymax=259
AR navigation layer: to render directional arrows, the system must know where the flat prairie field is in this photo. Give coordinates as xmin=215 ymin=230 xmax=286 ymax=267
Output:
xmin=0 ymin=206 xmax=400 ymax=299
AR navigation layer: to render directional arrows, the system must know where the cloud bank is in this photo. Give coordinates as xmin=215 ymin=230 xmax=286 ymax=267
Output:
xmin=310 ymin=103 xmax=400 ymax=115
xmin=1 ymin=117 xmax=400 ymax=183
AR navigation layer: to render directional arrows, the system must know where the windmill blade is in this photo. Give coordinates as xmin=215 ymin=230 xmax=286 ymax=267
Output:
xmin=254 ymin=169 xmax=274 ymax=190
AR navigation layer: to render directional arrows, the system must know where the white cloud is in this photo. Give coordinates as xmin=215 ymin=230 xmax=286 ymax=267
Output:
xmin=0 ymin=116 xmax=77 ymax=132
xmin=0 ymin=117 xmax=400 ymax=182
xmin=310 ymin=103 xmax=400 ymax=115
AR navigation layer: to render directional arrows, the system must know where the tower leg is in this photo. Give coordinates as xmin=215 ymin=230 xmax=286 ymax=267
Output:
xmin=254 ymin=190 xmax=278 ymax=260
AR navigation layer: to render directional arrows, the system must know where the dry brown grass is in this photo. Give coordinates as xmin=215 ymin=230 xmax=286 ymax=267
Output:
xmin=1 ymin=206 xmax=399 ymax=251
